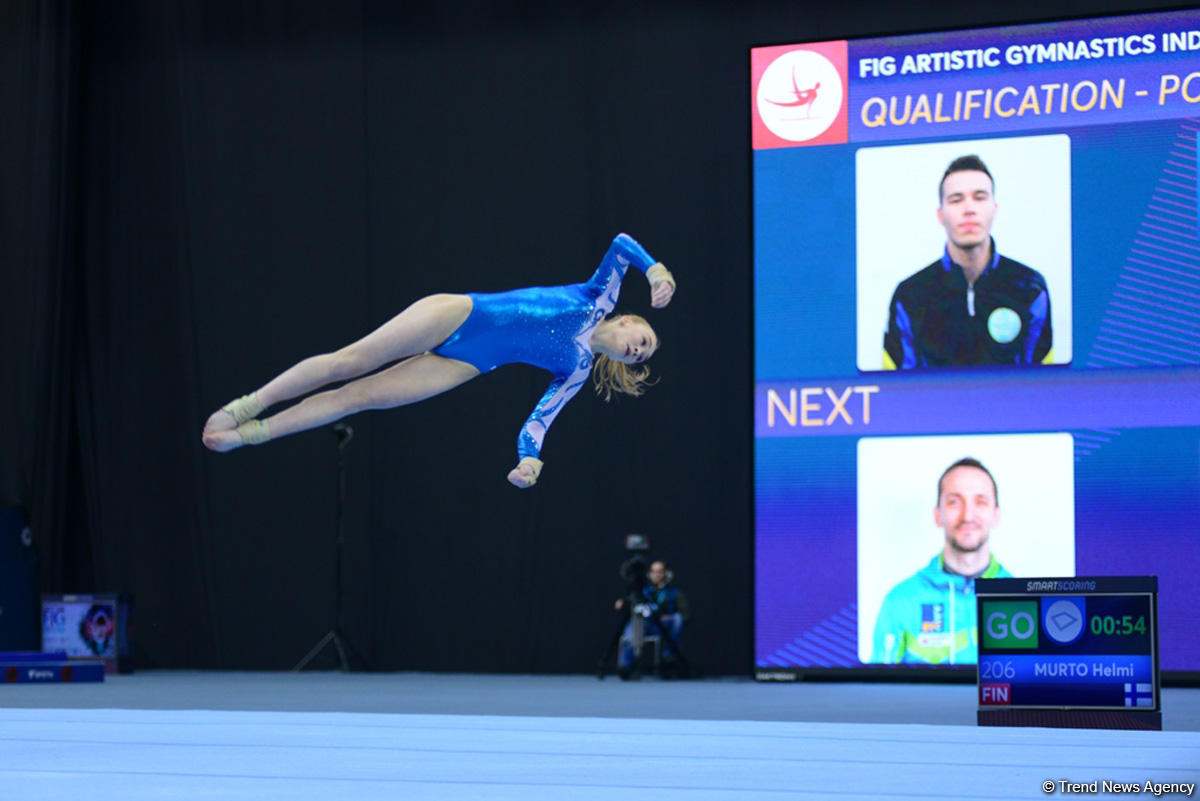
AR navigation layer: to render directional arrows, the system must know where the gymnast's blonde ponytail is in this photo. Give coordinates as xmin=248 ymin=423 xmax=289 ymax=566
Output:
xmin=591 ymin=353 xmax=654 ymax=401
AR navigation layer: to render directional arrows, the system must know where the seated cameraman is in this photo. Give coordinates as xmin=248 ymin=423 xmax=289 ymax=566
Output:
xmin=614 ymin=559 xmax=690 ymax=679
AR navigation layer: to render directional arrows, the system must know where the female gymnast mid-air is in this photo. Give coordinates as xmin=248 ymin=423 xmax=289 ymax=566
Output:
xmin=201 ymin=233 xmax=675 ymax=488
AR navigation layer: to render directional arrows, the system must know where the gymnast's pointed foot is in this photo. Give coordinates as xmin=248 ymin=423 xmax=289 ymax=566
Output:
xmin=202 ymin=429 xmax=241 ymax=452
xmin=202 ymin=420 xmax=271 ymax=453
xmin=204 ymin=409 xmax=237 ymax=434
xmin=204 ymin=392 xmax=265 ymax=434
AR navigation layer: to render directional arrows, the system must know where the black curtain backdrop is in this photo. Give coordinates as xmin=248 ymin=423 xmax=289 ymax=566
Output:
xmin=1 ymin=0 xmax=1179 ymax=672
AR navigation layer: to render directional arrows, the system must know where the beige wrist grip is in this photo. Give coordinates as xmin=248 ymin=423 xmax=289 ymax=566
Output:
xmin=518 ymin=456 xmax=544 ymax=484
xmin=646 ymin=262 xmax=675 ymax=291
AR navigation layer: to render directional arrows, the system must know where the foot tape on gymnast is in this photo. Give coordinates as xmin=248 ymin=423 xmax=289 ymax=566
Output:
xmin=222 ymin=392 xmax=265 ymax=425
xmin=235 ymin=420 xmax=271 ymax=445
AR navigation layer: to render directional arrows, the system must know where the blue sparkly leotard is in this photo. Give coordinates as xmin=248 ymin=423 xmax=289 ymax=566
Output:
xmin=432 ymin=233 xmax=660 ymax=461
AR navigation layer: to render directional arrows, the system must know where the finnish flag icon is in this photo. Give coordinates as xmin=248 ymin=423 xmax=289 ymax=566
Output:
xmin=1124 ymin=682 xmax=1154 ymax=707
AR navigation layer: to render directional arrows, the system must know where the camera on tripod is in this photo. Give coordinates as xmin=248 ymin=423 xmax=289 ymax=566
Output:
xmin=597 ymin=533 xmax=691 ymax=680
xmin=618 ymin=533 xmax=651 ymax=595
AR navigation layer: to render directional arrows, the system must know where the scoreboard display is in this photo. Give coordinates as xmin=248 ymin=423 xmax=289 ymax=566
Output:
xmin=976 ymin=576 xmax=1159 ymax=729
xmin=41 ymin=593 xmax=133 ymax=674
xmin=752 ymin=5 xmax=1200 ymax=677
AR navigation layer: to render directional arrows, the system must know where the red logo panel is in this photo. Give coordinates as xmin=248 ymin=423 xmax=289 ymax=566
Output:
xmin=752 ymin=41 xmax=848 ymax=150
xmin=980 ymin=683 xmax=1012 ymax=705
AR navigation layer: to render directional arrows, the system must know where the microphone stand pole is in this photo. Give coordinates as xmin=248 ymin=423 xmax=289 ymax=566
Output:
xmin=294 ymin=423 xmax=366 ymax=671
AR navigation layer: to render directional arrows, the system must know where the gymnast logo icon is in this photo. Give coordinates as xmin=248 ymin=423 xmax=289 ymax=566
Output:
xmin=755 ymin=49 xmax=844 ymax=142
xmin=1043 ymin=597 xmax=1086 ymax=646
xmin=79 ymin=603 xmax=117 ymax=656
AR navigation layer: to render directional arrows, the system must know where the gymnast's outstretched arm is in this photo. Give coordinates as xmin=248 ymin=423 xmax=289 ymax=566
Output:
xmin=507 ymin=236 xmax=675 ymax=487
xmin=587 ymin=233 xmax=676 ymax=309
xmin=506 ymin=373 xmax=585 ymax=488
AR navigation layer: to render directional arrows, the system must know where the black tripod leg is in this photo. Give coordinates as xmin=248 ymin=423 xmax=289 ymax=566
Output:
xmin=294 ymin=631 xmax=336 ymax=671
xmin=336 ymin=629 xmax=369 ymax=671
xmin=597 ymin=614 xmax=630 ymax=679
xmin=332 ymin=632 xmax=350 ymax=672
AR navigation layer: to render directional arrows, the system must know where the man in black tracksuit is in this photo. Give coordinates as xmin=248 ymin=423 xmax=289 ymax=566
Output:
xmin=883 ymin=155 xmax=1053 ymax=369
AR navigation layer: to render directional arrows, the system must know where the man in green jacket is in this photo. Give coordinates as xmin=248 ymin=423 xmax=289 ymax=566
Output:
xmin=871 ymin=457 xmax=1011 ymax=665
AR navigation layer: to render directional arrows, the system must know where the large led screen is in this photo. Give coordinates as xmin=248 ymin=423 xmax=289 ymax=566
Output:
xmin=753 ymin=9 xmax=1200 ymax=673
